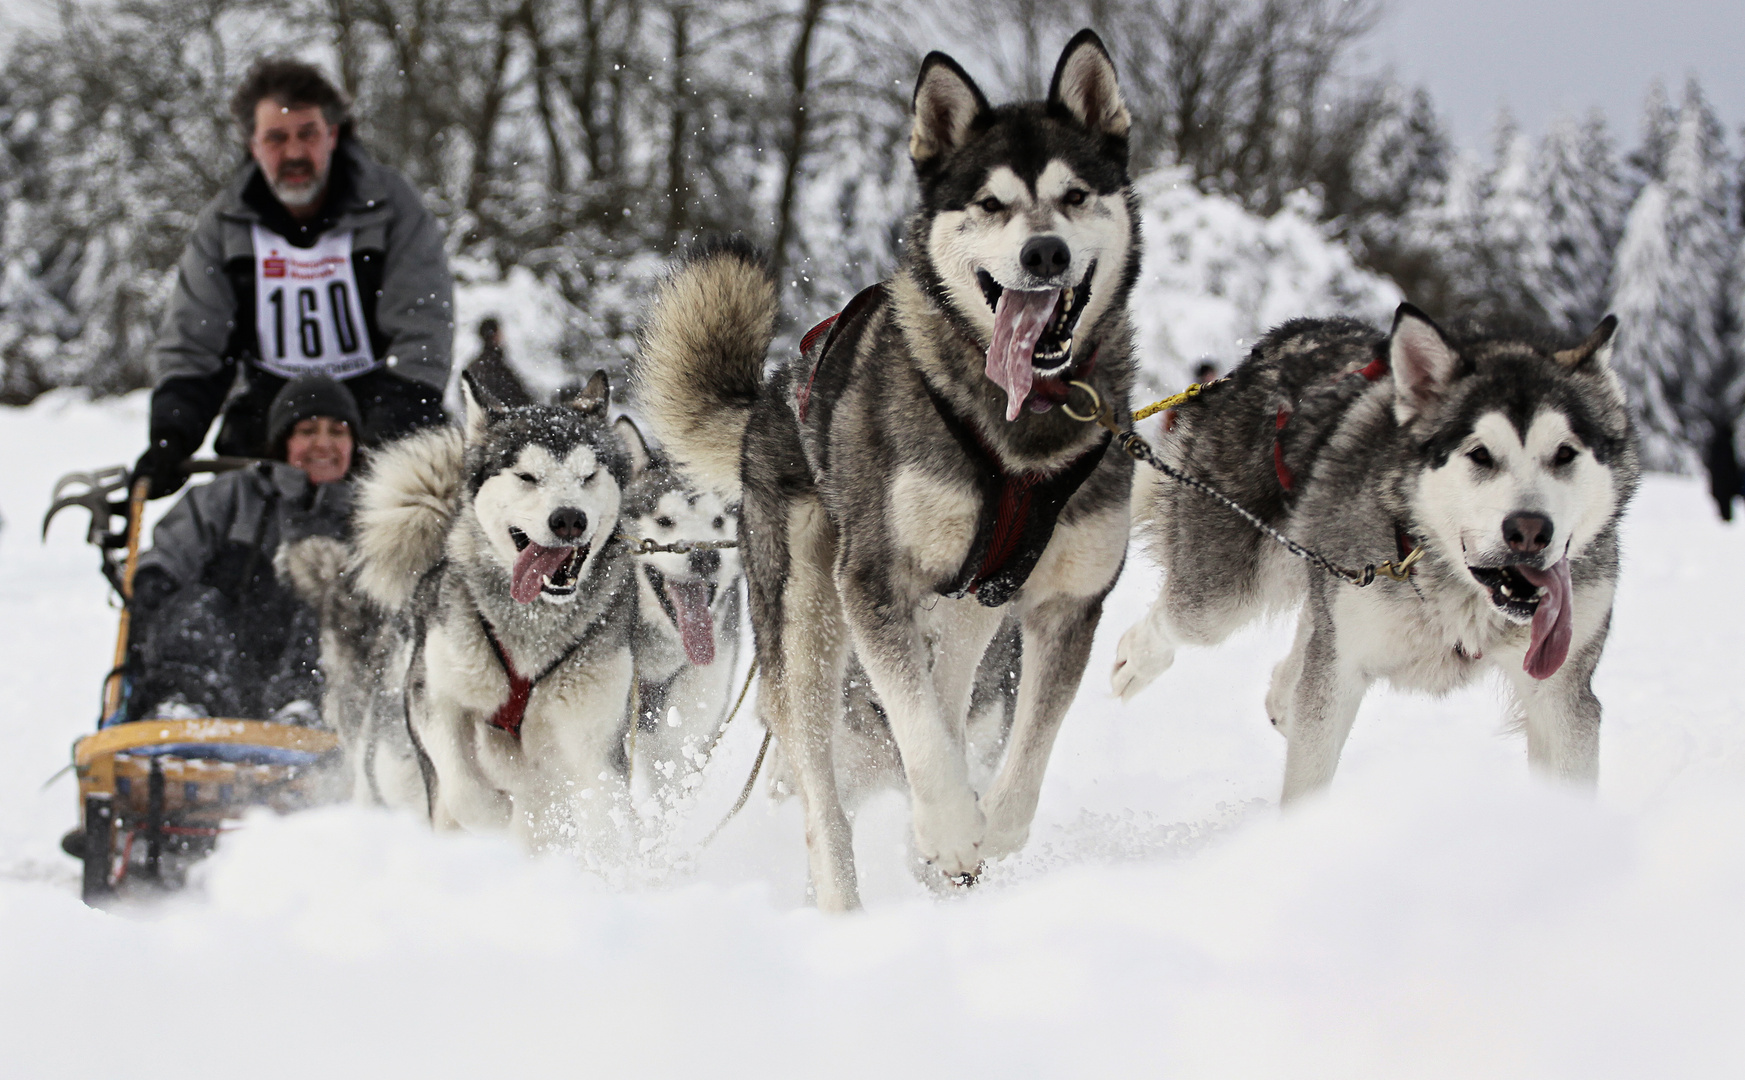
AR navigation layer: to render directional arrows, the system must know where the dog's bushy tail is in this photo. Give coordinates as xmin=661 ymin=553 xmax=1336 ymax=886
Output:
xmin=632 ymin=237 xmax=777 ymax=500
xmin=277 ymin=535 xmax=350 ymax=611
xmin=352 ymin=425 xmax=465 ymax=611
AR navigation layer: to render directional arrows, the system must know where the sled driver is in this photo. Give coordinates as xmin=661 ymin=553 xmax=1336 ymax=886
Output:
xmin=134 ymin=57 xmax=452 ymax=501
xmin=126 ymin=375 xmax=360 ymax=723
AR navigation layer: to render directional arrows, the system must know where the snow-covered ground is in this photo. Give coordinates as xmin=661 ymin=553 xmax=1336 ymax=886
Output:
xmin=2 ymin=391 xmax=1743 ymax=1078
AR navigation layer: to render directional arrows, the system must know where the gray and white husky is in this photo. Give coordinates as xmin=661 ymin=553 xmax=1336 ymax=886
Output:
xmin=635 ymin=30 xmax=1139 ymax=909
xmin=1112 ymin=306 xmax=1639 ymax=800
xmin=615 ymin=425 xmax=746 ymax=784
xmin=287 ymin=371 xmax=641 ymax=849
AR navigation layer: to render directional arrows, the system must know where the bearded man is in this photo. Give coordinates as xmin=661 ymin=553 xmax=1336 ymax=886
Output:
xmin=135 ymin=58 xmax=453 ymax=499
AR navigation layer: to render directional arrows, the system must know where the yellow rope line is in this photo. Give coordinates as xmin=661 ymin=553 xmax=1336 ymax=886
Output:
xmin=1131 ymin=382 xmax=1208 ymax=423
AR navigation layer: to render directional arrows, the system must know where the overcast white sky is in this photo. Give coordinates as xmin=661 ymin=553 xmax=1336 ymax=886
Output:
xmin=1366 ymin=0 xmax=1745 ymax=145
xmin=2 ymin=0 xmax=1740 ymax=152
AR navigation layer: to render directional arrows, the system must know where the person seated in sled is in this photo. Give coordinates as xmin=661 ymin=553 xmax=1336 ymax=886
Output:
xmin=125 ymin=376 xmax=359 ymax=723
xmin=132 ymin=57 xmax=452 ymax=503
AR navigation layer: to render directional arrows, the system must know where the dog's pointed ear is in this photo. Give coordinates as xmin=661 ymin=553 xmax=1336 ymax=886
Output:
xmin=567 ymin=370 xmax=611 ymax=417
xmin=1554 ymin=315 xmax=1618 ymax=372
xmin=460 ymin=372 xmax=501 ymax=446
xmin=1389 ymin=304 xmax=1463 ymax=425
xmin=613 ymin=415 xmax=651 ymax=480
xmin=911 ymin=52 xmax=990 ymax=165
xmin=1048 ymin=29 xmax=1129 ymax=140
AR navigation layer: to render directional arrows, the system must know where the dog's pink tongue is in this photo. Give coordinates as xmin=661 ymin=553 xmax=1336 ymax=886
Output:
xmin=511 ymin=543 xmax=573 ymax=604
xmin=665 ymin=579 xmax=716 ymax=665
xmin=987 ymin=289 xmax=1061 ymax=421
xmin=1517 ymin=557 xmax=1573 ymax=680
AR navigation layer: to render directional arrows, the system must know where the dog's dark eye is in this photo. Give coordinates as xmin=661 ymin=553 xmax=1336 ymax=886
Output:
xmin=655 ymin=515 xmax=674 ymax=529
xmin=712 ymin=516 xmax=725 ymax=530
xmin=1467 ymin=447 xmax=1493 ymax=468
xmin=1553 ymin=444 xmax=1577 ymax=466
xmin=1063 ymin=189 xmax=1087 ymax=207
xmin=516 ymin=472 xmax=537 ymax=483
xmin=977 ymin=196 xmax=1004 ymax=213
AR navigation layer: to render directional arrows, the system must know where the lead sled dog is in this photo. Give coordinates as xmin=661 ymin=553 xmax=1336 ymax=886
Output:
xmin=1112 ymin=307 xmax=1639 ymax=799
xmin=636 ymin=30 xmax=1139 ymax=909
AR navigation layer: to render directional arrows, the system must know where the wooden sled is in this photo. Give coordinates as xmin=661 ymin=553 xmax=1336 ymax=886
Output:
xmin=48 ymin=464 xmax=343 ymax=905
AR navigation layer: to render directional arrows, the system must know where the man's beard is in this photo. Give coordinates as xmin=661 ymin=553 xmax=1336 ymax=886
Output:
xmin=268 ymin=157 xmax=328 ymax=210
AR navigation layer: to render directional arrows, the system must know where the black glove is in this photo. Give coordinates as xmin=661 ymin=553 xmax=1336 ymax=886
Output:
xmin=134 ymin=435 xmax=192 ymax=500
xmin=129 ymin=565 xmax=178 ymax=616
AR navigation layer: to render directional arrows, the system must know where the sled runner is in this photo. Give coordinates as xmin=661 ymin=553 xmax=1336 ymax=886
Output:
xmin=46 ymin=461 xmax=342 ymax=905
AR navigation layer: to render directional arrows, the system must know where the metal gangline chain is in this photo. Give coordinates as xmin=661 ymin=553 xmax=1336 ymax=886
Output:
xmin=613 ymin=533 xmax=740 ymax=555
xmin=1064 ymin=381 xmax=1423 ymax=588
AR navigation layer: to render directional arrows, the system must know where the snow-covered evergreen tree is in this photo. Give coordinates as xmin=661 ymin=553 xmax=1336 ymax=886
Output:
xmin=1476 ymin=112 xmax=1550 ymax=323
xmin=1627 ymin=79 xmax=1678 ymax=187
xmin=1339 ymin=84 xmax=1451 ymax=306
xmin=1534 ymin=112 xmax=1628 ymax=336
xmin=1609 ymin=82 xmax=1741 ymax=481
xmin=1423 ymin=110 xmax=1549 ymax=327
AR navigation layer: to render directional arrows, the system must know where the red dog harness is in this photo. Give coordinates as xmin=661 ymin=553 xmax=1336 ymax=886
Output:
xmin=797 ymin=289 xmax=1110 ymax=608
xmin=478 ymin=617 xmax=585 ymax=739
xmin=1273 ymin=352 xmax=1390 ymax=493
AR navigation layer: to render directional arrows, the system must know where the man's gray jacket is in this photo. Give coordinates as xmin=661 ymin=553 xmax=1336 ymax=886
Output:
xmin=148 ymin=139 xmax=451 ymax=453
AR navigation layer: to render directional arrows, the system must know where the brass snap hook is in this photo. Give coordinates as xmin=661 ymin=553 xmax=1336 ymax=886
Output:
xmin=1061 ymin=380 xmax=1103 ymax=422
xmin=1373 ymin=544 xmax=1426 ymax=582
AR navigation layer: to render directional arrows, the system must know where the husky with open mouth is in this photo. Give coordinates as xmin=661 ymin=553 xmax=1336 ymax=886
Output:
xmin=635 ymin=30 xmax=1139 ymax=909
xmin=293 ymin=369 xmax=641 ymax=848
xmin=615 ymin=425 xmax=746 ymax=784
xmin=1111 ymin=306 xmax=1639 ymax=800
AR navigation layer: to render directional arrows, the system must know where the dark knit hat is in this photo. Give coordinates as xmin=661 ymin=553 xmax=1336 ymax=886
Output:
xmin=266 ymin=375 xmax=362 ymax=457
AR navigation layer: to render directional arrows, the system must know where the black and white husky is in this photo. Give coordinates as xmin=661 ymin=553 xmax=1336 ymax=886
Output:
xmin=1112 ymin=307 xmax=1639 ymax=800
xmin=635 ymin=30 xmax=1140 ymax=909
xmin=616 ymin=426 xmax=746 ymax=784
xmin=286 ymin=372 xmax=641 ymax=849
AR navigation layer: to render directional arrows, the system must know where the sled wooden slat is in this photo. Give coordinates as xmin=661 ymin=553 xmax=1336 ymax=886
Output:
xmin=74 ymin=720 xmax=340 ymax=819
xmin=75 ymin=719 xmax=339 ymax=767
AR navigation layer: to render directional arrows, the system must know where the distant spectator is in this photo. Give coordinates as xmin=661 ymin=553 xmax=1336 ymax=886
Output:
xmin=475 ymin=317 xmax=504 ymax=366
xmin=464 ymin=316 xmax=537 ymax=407
xmin=1706 ymin=422 xmax=1740 ymax=522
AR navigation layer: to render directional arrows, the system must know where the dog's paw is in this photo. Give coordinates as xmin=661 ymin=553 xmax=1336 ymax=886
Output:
xmin=978 ymin=821 xmax=1030 ymax=862
xmin=976 ymin=788 xmax=1033 ymax=860
xmin=911 ymin=793 xmax=985 ymax=879
xmin=1111 ymin=618 xmax=1176 ymax=701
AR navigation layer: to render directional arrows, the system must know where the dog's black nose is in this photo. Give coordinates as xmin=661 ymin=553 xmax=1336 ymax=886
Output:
xmin=1502 ymin=513 xmax=1553 ymax=555
xmin=549 ymin=507 xmax=588 ymax=542
xmin=1020 ymin=235 xmax=1072 ymax=279
xmin=689 ymin=549 xmax=720 ymax=578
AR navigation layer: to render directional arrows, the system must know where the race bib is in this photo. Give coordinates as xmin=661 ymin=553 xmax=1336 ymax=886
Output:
xmin=252 ymin=225 xmax=377 ymax=380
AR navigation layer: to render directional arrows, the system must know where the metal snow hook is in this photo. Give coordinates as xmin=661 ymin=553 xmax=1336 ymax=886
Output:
xmin=1063 ymin=380 xmax=1423 ymax=588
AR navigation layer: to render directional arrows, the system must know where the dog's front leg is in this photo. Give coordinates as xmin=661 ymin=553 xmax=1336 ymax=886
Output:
xmin=979 ymin=592 xmax=1102 ymax=859
xmin=1502 ymin=606 xmax=1611 ymax=786
xmin=1279 ymin=592 xmax=1370 ymax=804
xmin=415 ymin=702 xmax=514 ymax=831
xmin=841 ymin=575 xmax=985 ymax=882
xmin=1111 ymin=587 xmax=1180 ymax=701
